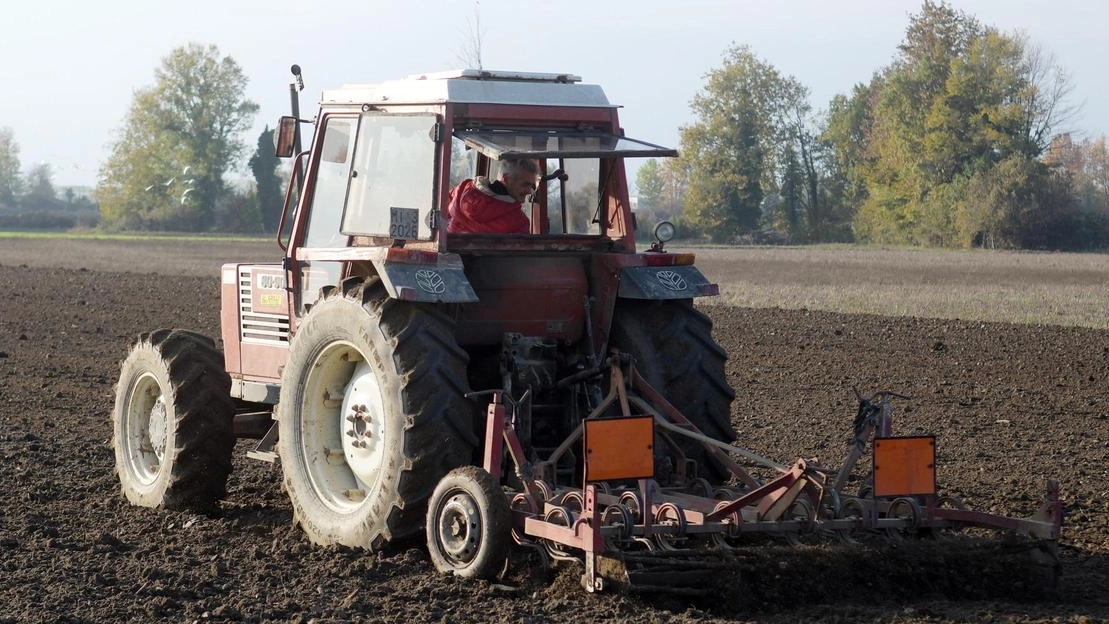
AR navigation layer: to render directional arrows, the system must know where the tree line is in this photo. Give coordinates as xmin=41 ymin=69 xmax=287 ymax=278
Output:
xmin=0 ymin=128 xmax=99 ymax=229
xmin=3 ymin=2 xmax=1108 ymax=250
xmin=637 ymin=1 xmax=1109 ymax=250
xmin=0 ymin=43 xmax=284 ymax=234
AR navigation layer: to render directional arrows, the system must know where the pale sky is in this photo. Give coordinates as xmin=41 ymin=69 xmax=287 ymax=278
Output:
xmin=3 ymin=0 xmax=1107 ymax=189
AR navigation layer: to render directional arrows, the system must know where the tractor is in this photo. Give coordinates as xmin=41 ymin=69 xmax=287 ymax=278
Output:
xmin=112 ymin=67 xmax=1061 ymax=593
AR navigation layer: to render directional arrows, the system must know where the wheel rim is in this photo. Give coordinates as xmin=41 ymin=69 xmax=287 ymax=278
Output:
xmin=299 ymin=341 xmax=387 ymax=513
xmin=434 ymin=489 xmax=483 ymax=566
xmin=123 ymin=372 xmax=168 ymax=485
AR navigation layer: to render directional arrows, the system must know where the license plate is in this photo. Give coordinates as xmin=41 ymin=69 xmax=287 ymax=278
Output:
xmin=389 ymin=207 xmax=419 ymax=240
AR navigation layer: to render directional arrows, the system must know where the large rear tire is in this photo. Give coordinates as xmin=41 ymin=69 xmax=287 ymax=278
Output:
xmin=278 ymin=278 xmax=476 ymax=549
xmin=609 ymin=299 xmax=736 ymax=482
xmin=112 ymin=329 xmax=235 ymax=511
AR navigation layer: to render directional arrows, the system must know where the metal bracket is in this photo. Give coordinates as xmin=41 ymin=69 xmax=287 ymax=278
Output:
xmin=246 ymin=421 xmax=279 ymax=463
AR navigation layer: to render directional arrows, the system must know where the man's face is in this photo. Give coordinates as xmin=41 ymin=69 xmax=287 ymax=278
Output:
xmin=504 ymin=172 xmax=539 ymax=203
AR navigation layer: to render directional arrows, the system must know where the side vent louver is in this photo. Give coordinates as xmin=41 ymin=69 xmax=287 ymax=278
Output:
xmin=239 ymin=270 xmax=290 ymax=344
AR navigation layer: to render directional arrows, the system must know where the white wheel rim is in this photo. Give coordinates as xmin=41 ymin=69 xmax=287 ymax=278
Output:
xmin=123 ymin=371 xmax=167 ymax=485
xmin=300 ymin=341 xmax=387 ymax=513
xmin=435 ymin=490 xmax=483 ymax=565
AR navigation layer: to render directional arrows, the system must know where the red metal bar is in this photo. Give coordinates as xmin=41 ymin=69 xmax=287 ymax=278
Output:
xmin=931 ymin=481 xmax=1062 ymax=539
xmin=582 ymin=485 xmax=604 ymax=592
xmin=705 ymin=461 xmax=806 ymax=522
xmin=483 ymin=396 xmax=505 ymax=481
xmin=628 ymin=365 xmax=759 ymax=489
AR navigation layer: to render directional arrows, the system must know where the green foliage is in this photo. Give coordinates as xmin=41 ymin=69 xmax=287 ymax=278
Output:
xmin=634 ymin=159 xmax=666 ymax=240
xmin=23 ymin=163 xmax=58 ymax=210
xmin=636 ymin=160 xmax=664 ymax=212
xmin=827 ymin=1 xmax=1091 ymax=249
xmin=957 ymin=154 xmax=1097 ymax=250
xmin=679 ymin=45 xmax=786 ymax=242
xmin=249 ymin=127 xmax=284 ymax=233
xmin=97 ymin=43 xmax=259 ymax=231
xmin=678 ymin=45 xmax=857 ymax=244
xmin=0 ymin=127 xmax=22 ymax=208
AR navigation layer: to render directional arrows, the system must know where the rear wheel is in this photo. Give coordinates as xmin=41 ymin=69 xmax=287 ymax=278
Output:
xmin=112 ymin=329 xmax=235 ymax=511
xmin=278 ymin=278 xmax=475 ymax=549
xmin=609 ymin=299 xmax=736 ymax=482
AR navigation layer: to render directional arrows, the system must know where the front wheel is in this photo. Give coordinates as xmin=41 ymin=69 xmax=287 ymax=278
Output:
xmin=112 ymin=329 xmax=235 ymax=511
xmin=426 ymin=466 xmax=512 ymax=579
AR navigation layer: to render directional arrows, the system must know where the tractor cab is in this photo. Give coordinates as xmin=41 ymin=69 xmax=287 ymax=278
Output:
xmin=265 ymin=69 xmax=717 ymax=359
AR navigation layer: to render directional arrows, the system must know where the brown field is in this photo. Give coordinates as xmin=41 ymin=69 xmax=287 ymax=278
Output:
xmin=0 ymin=238 xmax=1107 ymax=623
xmin=692 ymin=245 xmax=1109 ymax=329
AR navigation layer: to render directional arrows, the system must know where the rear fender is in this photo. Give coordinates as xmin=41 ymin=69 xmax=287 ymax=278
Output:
xmin=617 ymin=265 xmax=719 ymax=300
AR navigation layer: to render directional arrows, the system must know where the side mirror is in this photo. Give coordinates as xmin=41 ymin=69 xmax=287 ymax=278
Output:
xmin=275 ymin=116 xmax=298 ymax=158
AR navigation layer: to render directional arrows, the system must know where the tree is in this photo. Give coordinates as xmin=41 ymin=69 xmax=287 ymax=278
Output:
xmin=634 ymin=159 xmax=668 ymax=239
xmin=842 ymin=1 xmax=1080 ymax=248
xmin=679 ymin=45 xmax=808 ymax=242
xmin=249 ymin=127 xmax=284 ymax=233
xmin=0 ymin=127 xmax=22 ymax=208
xmin=97 ymin=43 xmax=259 ymax=230
xmin=23 ymin=163 xmax=57 ymax=210
xmin=456 ymin=2 xmax=485 ymax=69
xmin=771 ymin=143 xmax=804 ymax=237
xmin=636 ymin=159 xmax=665 ymax=213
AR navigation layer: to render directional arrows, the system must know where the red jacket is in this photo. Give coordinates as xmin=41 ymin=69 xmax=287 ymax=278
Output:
xmin=447 ymin=178 xmax=530 ymax=234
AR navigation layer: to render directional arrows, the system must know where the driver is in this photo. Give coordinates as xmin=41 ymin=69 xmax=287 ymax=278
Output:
xmin=447 ymin=158 xmax=540 ymax=234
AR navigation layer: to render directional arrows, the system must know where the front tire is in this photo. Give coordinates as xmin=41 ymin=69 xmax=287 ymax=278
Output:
xmin=277 ymin=278 xmax=475 ymax=549
xmin=112 ymin=329 xmax=235 ymax=511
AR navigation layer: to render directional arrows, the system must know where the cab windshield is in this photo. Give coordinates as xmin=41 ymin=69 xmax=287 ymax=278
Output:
xmin=450 ymin=128 xmax=675 ymax=237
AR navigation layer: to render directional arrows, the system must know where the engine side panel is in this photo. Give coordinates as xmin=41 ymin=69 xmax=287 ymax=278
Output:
xmin=221 ymin=263 xmax=289 ymax=383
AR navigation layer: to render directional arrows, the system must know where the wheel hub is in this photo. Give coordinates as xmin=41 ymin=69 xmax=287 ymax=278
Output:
xmin=125 ymin=372 xmax=167 ymax=485
xmin=148 ymin=396 xmax=168 ymax=460
xmin=437 ymin=493 xmax=481 ymax=562
xmin=339 ymin=362 xmax=386 ymax=487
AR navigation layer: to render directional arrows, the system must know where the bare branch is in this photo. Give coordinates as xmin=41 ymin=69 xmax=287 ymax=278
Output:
xmin=456 ymin=2 xmax=485 ymax=70
xmin=1019 ymin=36 xmax=1080 ymax=151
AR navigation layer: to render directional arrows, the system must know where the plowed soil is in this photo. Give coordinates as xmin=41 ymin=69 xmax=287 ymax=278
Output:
xmin=0 ymin=239 xmax=1106 ymax=623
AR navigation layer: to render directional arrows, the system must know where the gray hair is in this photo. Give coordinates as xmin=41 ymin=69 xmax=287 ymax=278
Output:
xmin=500 ymin=158 xmax=540 ymax=180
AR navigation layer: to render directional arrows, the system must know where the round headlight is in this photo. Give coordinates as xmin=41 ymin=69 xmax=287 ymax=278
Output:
xmin=654 ymin=220 xmax=676 ymax=243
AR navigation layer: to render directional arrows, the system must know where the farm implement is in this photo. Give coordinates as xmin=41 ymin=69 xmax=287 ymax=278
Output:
xmin=448 ymin=353 xmax=1063 ymax=593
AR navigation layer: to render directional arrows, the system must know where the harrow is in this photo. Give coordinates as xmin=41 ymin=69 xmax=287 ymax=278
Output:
xmin=429 ymin=353 xmax=1063 ymax=594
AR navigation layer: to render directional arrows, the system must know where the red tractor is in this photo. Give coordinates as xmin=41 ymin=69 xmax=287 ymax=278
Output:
xmin=113 ymin=67 xmax=734 ymax=569
xmin=112 ymin=67 xmax=1059 ymax=592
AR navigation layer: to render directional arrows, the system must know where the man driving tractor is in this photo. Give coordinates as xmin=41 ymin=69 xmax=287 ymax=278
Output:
xmin=447 ymin=157 xmax=540 ymax=234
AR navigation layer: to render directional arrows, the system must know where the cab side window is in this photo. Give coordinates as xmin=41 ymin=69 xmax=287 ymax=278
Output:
xmin=303 ymin=116 xmax=356 ymax=248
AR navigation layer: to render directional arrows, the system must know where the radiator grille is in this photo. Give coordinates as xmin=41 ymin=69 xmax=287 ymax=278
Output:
xmin=240 ymin=270 xmax=290 ymax=344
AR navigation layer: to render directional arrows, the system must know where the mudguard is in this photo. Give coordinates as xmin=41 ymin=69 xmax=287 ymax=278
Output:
xmin=373 ymin=257 xmax=479 ymax=303
xmin=617 ymin=265 xmax=719 ymax=300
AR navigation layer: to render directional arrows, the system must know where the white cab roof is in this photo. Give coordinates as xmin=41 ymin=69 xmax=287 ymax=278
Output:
xmin=320 ymin=69 xmax=613 ymax=108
